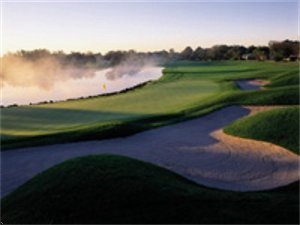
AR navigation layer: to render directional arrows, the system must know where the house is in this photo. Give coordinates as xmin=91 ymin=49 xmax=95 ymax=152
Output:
xmin=288 ymin=54 xmax=298 ymax=61
xmin=241 ymin=53 xmax=256 ymax=60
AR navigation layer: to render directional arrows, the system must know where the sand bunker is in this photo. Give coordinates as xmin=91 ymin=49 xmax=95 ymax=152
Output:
xmin=243 ymin=105 xmax=286 ymax=116
xmin=2 ymin=106 xmax=299 ymax=196
xmin=235 ymin=79 xmax=269 ymax=90
xmin=198 ymin=127 xmax=299 ymax=190
xmin=248 ymin=79 xmax=270 ymax=87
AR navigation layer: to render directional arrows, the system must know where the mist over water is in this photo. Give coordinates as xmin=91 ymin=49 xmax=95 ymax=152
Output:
xmin=1 ymin=54 xmax=97 ymax=90
xmin=1 ymin=67 xmax=163 ymax=106
xmin=0 ymin=52 xmax=163 ymax=106
xmin=105 ymin=58 xmax=158 ymax=81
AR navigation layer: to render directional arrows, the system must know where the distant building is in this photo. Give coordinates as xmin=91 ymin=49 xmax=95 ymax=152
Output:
xmin=283 ymin=55 xmax=299 ymax=62
xmin=288 ymin=54 xmax=298 ymax=61
xmin=241 ymin=53 xmax=255 ymax=60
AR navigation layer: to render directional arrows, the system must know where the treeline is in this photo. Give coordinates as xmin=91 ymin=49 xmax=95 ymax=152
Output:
xmin=2 ymin=39 xmax=299 ymax=67
xmin=176 ymin=39 xmax=299 ymax=61
xmin=2 ymin=48 xmax=169 ymax=70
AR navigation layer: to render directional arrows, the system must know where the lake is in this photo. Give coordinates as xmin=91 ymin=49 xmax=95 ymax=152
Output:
xmin=1 ymin=67 xmax=163 ymax=106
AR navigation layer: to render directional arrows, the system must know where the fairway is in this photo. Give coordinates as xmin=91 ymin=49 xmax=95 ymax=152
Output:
xmin=1 ymin=61 xmax=299 ymax=149
xmin=1 ymin=72 xmax=219 ymax=136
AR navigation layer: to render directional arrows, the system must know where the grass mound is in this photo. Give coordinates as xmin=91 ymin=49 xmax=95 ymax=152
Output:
xmin=232 ymin=85 xmax=299 ymax=105
xmin=224 ymin=106 xmax=299 ymax=154
xmin=267 ymin=71 xmax=299 ymax=88
xmin=1 ymin=155 xmax=299 ymax=224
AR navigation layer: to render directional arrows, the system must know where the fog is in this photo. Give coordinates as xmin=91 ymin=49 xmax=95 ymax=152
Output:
xmin=0 ymin=52 xmax=164 ymax=106
xmin=1 ymin=54 xmax=97 ymax=90
xmin=1 ymin=53 xmax=161 ymax=88
xmin=1 ymin=57 xmax=163 ymax=106
xmin=105 ymin=58 xmax=158 ymax=81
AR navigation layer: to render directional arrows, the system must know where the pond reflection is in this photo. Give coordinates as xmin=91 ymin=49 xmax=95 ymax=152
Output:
xmin=1 ymin=67 xmax=163 ymax=106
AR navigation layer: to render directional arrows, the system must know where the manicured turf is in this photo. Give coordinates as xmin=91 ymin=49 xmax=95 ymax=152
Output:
xmin=1 ymin=61 xmax=299 ymax=149
xmin=224 ymin=107 xmax=299 ymax=154
xmin=1 ymin=155 xmax=299 ymax=224
xmin=266 ymin=71 xmax=299 ymax=88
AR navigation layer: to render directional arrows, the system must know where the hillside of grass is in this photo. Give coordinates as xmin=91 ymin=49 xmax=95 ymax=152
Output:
xmin=2 ymin=154 xmax=299 ymax=224
xmin=224 ymin=107 xmax=299 ymax=154
xmin=1 ymin=61 xmax=299 ymax=150
xmin=266 ymin=71 xmax=299 ymax=88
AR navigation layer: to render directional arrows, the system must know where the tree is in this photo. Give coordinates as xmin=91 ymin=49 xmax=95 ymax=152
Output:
xmin=169 ymin=48 xmax=179 ymax=60
xmin=193 ymin=47 xmax=206 ymax=60
xmin=104 ymin=51 xmax=127 ymax=66
xmin=247 ymin=46 xmax=257 ymax=54
xmin=226 ymin=46 xmax=247 ymax=60
xmin=207 ymin=45 xmax=230 ymax=60
xmin=253 ymin=46 xmax=270 ymax=61
xmin=180 ymin=46 xmax=194 ymax=60
xmin=269 ymin=40 xmax=299 ymax=61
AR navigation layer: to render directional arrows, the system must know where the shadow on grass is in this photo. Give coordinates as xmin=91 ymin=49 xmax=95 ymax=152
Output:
xmin=1 ymin=84 xmax=299 ymax=150
xmin=1 ymin=155 xmax=299 ymax=224
xmin=1 ymin=106 xmax=144 ymax=127
xmin=1 ymin=107 xmax=152 ymax=149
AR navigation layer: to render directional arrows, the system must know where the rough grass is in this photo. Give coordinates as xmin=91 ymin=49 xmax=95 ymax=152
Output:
xmin=266 ymin=71 xmax=299 ymax=88
xmin=1 ymin=155 xmax=299 ymax=224
xmin=224 ymin=107 xmax=299 ymax=154
xmin=1 ymin=61 xmax=299 ymax=150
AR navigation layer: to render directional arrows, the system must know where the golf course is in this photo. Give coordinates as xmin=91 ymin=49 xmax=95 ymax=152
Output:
xmin=1 ymin=61 xmax=299 ymax=224
xmin=2 ymin=1 xmax=300 ymax=223
xmin=1 ymin=61 xmax=299 ymax=149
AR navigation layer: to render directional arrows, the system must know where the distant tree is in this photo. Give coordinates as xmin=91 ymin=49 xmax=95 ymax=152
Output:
xmin=207 ymin=45 xmax=230 ymax=60
xmin=104 ymin=51 xmax=127 ymax=66
xmin=226 ymin=46 xmax=247 ymax=60
xmin=169 ymin=48 xmax=178 ymax=60
xmin=253 ymin=46 xmax=270 ymax=61
xmin=3 ymin=39 xmax=299 ymax=68
xmin=180 ymin=46 xmax=194 ymax=60
xmin=247 ymin=45 xmax=257 ymax=54
xmin=53 ymin=50 xmax=66 ymax=63
xmin=193 ymin=47 xmax=206 ymax=60
xmin=155 ymin=50 xmax=169 ymax=59
xmin=18 ymin=49 xmax=51 ymax=61
xmin=269 ymin=40 xmax=299 ymax=61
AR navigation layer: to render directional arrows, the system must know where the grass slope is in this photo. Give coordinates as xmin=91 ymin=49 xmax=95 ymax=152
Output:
xmin=1 ymin=61 xmax=299 ymax=149
xmin=2 ymin=155 xmax=299 ymax=224
xmin=224 ymin=107 xmax=299 ymax=154
xmin=266 ymin=71 xmax=299 ymax=88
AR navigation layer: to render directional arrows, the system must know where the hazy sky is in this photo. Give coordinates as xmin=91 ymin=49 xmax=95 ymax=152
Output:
xmin=2 ymin=1 xmax=299 ymax=54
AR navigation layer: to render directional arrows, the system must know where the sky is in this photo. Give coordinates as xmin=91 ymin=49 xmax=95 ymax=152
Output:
xmin=1 ymin=1 xmax=299 ymax=54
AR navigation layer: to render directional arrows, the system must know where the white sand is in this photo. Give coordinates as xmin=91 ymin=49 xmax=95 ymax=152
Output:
xmin=2 ymin=106 xmax=299 ymax=197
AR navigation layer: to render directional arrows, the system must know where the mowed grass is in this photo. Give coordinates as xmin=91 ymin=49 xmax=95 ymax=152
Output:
xmin=1 ymin=74 xmax=219 ymax=138
xmin=2 ymin=155 xmax=299 ymax=224
xmin=266 ymin=71 xmax=299 ymax=88
xmin=224 ymin=106 xmax=299 ymax=154
xmin=1 ymin=61 xmax=299 ymax=149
